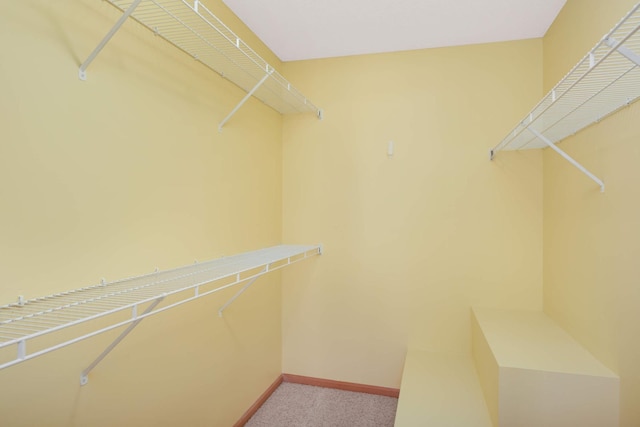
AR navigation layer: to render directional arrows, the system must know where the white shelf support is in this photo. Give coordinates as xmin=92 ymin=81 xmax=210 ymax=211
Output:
xmin=0 ymin=245 xmax=321 ymax=377
xmin=605 ymin=37 xmax=640 ymax=66
xmin=80 ymin=295 xmax=165 ymax=385
xmin=218 ymin=276 xmax=259 ymax=317
xmin=84 ymin=0 xmax=321 ymax=120
xmin=78 ymin=0 xmax=143 ymax=80
xmin=528 ymin=128 xmax=605 ymax=192
xmin=219 ymin=70 xmax=273 ymax=131
xmin=490 ymin=2 xmax=640 ymax=191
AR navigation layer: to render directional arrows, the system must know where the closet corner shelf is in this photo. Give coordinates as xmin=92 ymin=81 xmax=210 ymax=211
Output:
xmin=0 ymin=244 xmax=321 ymax=384
xmin=80 ymin=0 xmax=322 ymax=129
xmin=490 ymin=2 xmax=640 ymax=192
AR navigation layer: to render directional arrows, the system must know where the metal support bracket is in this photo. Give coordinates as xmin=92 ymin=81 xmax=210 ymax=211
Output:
xmin=80 ymin=295 xmax=164 ymax=385
xmin=605 ymin=37 xmax=640 ymax=66
xmin=217 ymin=277 xmax=259 ymax=317
xmin=219 ymin=70 xmax=273 ymax=131
xmin=79 ymin=0 xmax=143 ymax=80
xmin=528 ymin=128 xmax=605 ymax=192
xmin=217 ymin=247 xmax=319 ymax=316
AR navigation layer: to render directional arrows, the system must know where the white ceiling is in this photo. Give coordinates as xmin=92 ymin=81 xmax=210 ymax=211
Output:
xmin=222 ymin=0 xmax=567 ymax=62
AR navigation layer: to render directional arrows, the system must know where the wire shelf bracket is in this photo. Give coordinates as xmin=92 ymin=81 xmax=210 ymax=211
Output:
xmin=605 ymin=37 xmax=640 ymax=66
xmin=528 ymin=127 xmax=605 ymax=192
xmin=79 ymin=0 xmax=322 ymax=123
xmin=490 ymin=2 xmax=640 ymax=192
xmin=80 ymin=295 xmax=164 ymax=385
xmin=218 ymin=276 xmax=258 ymax=317
xmin=219 ymin=69 xmax=272 ymax=131
xmin=78 ymin=0 xmax=143 ymax=81
xmin=216 ymin=247 xmax=320 ymax=317
xmin=0 ymin=245 xmax=321 ymax=384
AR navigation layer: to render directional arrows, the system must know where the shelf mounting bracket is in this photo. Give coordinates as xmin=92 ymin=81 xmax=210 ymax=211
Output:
xmin=528 ymin=128 xmax=605 ymax=192
xmin=219 ymin=70 xmax=273 ymax=131
xmin=218 ymin=262 xmax=279 ymax=316
xmin=218 ymin=276 xmax=260 ymax=317
xmin=605 ymin=37 xmax=640 ymax=66
xmin=80 ymin=295 xmax=165 ymax=385
xmin=78 ymin=0 xmax=143 ymax=80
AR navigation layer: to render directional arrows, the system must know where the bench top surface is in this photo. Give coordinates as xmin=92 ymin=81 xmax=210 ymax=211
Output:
xmin=472 ymin=308 xmax=617 ymax=377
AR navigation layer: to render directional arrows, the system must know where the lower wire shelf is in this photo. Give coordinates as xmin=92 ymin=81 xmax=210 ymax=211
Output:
xmin=0 ymin=244 xmax=321 ymax=382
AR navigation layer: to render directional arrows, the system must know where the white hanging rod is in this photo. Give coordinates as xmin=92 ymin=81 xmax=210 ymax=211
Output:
xmin=0 ymin=245 xmax=321 ymax=383
xmin=79 ymin=0 xmax=322 ymax=121
xmin=490 ymin=2 xmax=640 ymax=191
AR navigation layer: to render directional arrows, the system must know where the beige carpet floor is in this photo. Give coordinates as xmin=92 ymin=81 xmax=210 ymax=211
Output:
xmin=245 ymin=383 xmax=398 ymax=427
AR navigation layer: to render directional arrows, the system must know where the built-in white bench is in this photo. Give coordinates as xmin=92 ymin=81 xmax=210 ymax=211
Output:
xmin=472 ymin=307 xmax=619 ymax=427
xmin=394 ymin=351 xmax=492 ymax=427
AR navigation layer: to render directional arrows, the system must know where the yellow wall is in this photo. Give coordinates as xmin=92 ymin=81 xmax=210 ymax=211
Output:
xmin=8 ymin=0 xmax=637 ymax=425
xmin=0 ymin=0 xmax=285 ymax=425
xmin=281 ymin=40 xmax=544 ymax=387
xmin=542 ymin=1 xmax=640 ymax=426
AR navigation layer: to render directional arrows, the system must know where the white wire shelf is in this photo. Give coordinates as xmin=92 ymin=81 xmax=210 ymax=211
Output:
xmin=491 ymin=2 xmax=640 ymax=191
xmin=0 ymin=244 xmax=321 ymax=382
xmin=80 ymin=0 xmax=322 ymax=128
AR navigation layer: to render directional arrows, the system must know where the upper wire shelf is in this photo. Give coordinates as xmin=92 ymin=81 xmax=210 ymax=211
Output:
xmin=492 ymin=2 xmax=640 ymax=155
xmin=0 ymin=245 xmax=321 ymax=378
xmin=81 ymin=0 xmax=321 ymax=125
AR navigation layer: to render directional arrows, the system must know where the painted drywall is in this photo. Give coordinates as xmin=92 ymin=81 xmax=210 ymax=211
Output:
xmin=281 ymin=39 xmax=544 ymax=388
xmin=0 ymin=0 xmax=286 ymax=425
xmin=542 ymin=1 xmax=640 ymax=426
